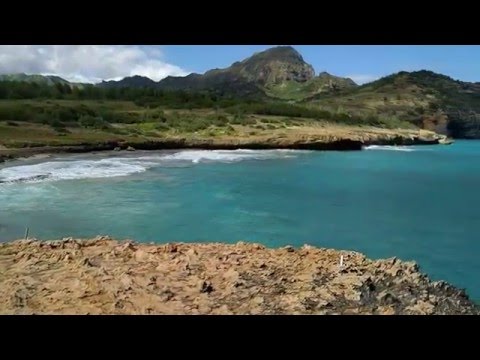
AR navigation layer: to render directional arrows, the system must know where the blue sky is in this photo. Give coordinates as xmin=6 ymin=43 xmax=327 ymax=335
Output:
xmin=161 ymin=45 xmax=480 ymax=84
xmin=0 ymin=45 xmax=478 ymax=84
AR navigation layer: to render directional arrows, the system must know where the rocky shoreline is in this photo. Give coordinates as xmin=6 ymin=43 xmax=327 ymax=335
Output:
xmin=0 ymin=130 xmax=451 ymax=164
xmin=0 ymin=237 xmax=477 ymax=315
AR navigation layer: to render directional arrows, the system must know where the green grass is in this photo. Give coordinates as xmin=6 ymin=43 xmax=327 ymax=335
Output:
xmin=0 ymin=98 xmax=422 ymax=148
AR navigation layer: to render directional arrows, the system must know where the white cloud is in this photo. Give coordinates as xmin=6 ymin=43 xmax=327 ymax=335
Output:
xmin=346 ymin=74 xmax=380 ymax=85
xmin=0 ymin=45 xmax=189 ymax=83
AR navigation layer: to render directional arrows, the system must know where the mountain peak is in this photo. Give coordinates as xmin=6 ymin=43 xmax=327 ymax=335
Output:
xmin=249 ymin=46 xmax=304 ymax=62
xmin=233 ymin=45 xmax=315 ymax=85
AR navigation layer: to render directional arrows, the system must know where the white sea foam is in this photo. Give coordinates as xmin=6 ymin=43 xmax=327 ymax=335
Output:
xmin=364 ymin=145 xmax=416 ymax=152
xmin=161 ymin=149 xmax=302 ymax=163
xmin=0 ymin=149 xmax=308 ymax=184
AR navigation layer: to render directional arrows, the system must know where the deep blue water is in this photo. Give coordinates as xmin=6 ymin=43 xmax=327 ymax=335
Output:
xmin=1 ymin=142 xmax=480 ymax=298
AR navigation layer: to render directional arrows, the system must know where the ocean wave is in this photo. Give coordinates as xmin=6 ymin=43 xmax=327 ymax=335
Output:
xmin=0 ymin=149 xmax=308 ymax=184
xmin=364 ymin=145 xmax=416 ymax=152
xmin=161 ymin=149 xmax=304 ymax=163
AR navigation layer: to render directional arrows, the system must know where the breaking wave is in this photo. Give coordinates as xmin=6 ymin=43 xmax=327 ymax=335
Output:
xmin=0 ymin=149 xmax=308 ymax=184
xmin=364 ymin=145 xmax=417 ymax=152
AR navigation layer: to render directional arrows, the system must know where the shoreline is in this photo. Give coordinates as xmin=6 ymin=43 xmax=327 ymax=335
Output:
xmin=0 ymin=131 xmax=451 ymax=165
xmin=0 ymin=236 xmax=477 ymax=315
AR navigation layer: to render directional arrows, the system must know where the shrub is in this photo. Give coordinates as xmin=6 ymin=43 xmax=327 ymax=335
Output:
xmin=150 ymin=109 xmax=167 ymax=121
xmin=154 ymin=123 xmax=170 ymax=131
xmin=79 ymin=115 xmax=111 ymax=130
xmin=144 ymin=131 xmax=160 ymax=137
xmin=50 ymin=119 xmax=66 ymax=130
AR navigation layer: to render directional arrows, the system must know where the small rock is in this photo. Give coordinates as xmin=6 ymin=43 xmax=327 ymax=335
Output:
xmin=126 ymin=146 xmax=135 ymax=152
xmin=377 ymin=306 xmax=396 ymax=315
xmin=120 ymin=241 xmax=136 ymax=252
xmin=165 ymin=243 xmax=178 ymax=253
xmin=284 ymin=245 xmax=295 ymax=252
xmin=82 ymin=258 xmax=94 ymax=267
xmin=404 ymin=261 xmax=419 ymax=274
xmin=234 ymin=281 xmax=244 ymax=288
xmin=159 ymin=288 xmax=175 ymax=301
xmin=120 ymin=274 xmax=134 ymax=289
xmin=378 ymin=291 xmax=399 ymax=305
xmin=113 ymin=147 xmax=121 ymax=151
xmin=388 ymin=257 xmax=398 ymax=265
xmin=223 ymin=268 xmax=240 ymax=283
xmin=406 ymin=300 xmax=435 ymax=315
xmin=114 ymin=300 xmax=125 ymax=309
xmin=215 ymin=305 xmax=233 ymax=315
xmin=186 ymin=248 xmax=197 ymax=257
xmin=252 ymin=296 xmax=264 ymax=305
xmin=199 ymin=280 xmax=214 ymax=294
xmin=134 ymin=249 xmax=149 ymax=262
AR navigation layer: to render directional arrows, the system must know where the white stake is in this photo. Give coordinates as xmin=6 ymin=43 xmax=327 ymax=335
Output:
xmin=340 ymin=255 xmax=344 ymax=267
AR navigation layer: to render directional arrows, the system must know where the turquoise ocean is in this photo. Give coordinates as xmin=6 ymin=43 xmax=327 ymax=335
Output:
xmin=1 ymin=141 xmax=479 ymax=298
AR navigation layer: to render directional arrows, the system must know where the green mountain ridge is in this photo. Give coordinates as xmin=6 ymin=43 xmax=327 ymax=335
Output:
xmin=307 ymin=70 xmax=480 ymax=137
xmin=0 ymin=73 xmax=72 ymax=86
xmin=1 ymin=47 xmax=480 ymax=138
xmin=98 ymin=46 xmax=356 ymax=99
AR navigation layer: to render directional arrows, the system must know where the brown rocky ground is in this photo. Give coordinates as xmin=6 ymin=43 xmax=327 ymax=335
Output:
xmin=0 ymin=237 xmax=476 ymax=315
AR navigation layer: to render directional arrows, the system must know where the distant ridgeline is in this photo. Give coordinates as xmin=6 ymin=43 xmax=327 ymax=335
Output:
xmin=1 ymin=46 xmax=480 ymax=138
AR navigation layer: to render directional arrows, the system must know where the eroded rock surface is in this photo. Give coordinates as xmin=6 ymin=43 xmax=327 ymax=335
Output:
xmin=0 ymin=237 xmax=476 ymax=315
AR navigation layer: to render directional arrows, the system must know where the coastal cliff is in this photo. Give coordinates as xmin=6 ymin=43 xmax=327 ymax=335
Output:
xmin=0 ymin=127 xmax=450 ymax=164
xmin=0 ymin=237 xmax=476 ymax=315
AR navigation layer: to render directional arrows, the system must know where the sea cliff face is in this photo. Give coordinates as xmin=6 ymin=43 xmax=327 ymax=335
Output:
xmin=0 ymin=237 xmax=476 ymax=315
xmin=0 ymin=127 xmax=450 ymax=164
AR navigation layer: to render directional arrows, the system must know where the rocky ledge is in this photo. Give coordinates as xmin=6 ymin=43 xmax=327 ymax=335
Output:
xmin=0 ymin=128 xmax=452 ymax=164
xmin=0 ymin=237 xmax=477 ymax=315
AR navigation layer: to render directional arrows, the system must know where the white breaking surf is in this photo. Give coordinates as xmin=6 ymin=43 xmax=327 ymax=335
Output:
xmin=0 ymin=149 xmax=309 ymax=184
xmin=363 ymin=145 xmax=417 ymax=152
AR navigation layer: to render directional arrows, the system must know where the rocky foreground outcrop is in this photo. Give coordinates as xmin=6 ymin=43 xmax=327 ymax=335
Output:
xmin=0 ymin=237 xmax=477 ymax=315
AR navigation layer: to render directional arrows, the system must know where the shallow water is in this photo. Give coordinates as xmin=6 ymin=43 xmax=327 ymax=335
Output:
xmin=1 ymin=142 xmax=480 ymax=298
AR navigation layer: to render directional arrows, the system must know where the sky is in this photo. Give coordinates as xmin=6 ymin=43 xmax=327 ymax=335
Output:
xmin=0 ymin=45 xmax=478 ymax=85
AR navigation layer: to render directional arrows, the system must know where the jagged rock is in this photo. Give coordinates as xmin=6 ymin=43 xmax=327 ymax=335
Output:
xmin=134 ymin=250 xmax=149 ymax=262
xmin=159 ymin=289 xmax=174 ymax=301
xmin=199 ymin=280 xmax=214 ymax=294
xmin=378 ymin=291 xmax=399 ymax=305
xmin=406 ymin=300 xmax=435 ymax=315
xmin=126 ymin=146 xmax=135 ymax=152
xmin=164 ymin=243 xmax=178 ymax=253
xmin=113 ymin=147 xmax=121 ymax=151
xmin=119 ymin=241 xmax=136 ymax=252
xmin=0 ymin=238 xmax=478 ymax=315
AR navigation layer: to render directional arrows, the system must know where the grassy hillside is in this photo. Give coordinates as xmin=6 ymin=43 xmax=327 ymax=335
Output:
xmin=307 ymin=71 xmax=480 ymax=137
xmin=0 ymin=99 xmax=419 ymax=149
